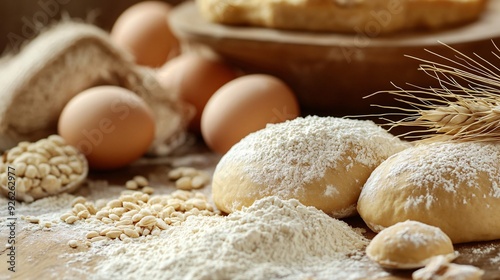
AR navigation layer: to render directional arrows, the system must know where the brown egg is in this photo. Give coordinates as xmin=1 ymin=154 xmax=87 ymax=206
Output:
xmin=156 ymin=54 xmax=238 ymax=133
xmin=201 ymin=74 xmax=300 ymax=154
xmin=111 ymin=1 xmax=179 ymax=68
xmin=58 ymin=86 xmax=155 ymax=170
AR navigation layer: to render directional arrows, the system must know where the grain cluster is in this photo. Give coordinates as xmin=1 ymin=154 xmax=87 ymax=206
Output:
xmin=62 ymin=188 xmax=217 ymax=247
xmin=168 ymin=167 xmax=210 ymax=190
xmin=125 ymin=175 xmax=155 ymax=194
xmin=0 ymin=135 xmax=87 ymax=202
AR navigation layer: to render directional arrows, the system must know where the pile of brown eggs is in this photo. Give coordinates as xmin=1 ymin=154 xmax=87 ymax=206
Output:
xmin=58 ymin=1 xmax=300 ymax=171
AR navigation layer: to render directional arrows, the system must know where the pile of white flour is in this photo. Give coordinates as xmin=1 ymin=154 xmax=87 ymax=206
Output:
xmin=79 ymin=196 xmax=381 ymax=280
xmin=1 ymin=186 xmax=389 ymax=279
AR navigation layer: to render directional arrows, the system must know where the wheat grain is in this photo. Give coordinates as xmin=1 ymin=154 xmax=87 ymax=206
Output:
xmin=369 ymin=41 xmax=500 ymax=142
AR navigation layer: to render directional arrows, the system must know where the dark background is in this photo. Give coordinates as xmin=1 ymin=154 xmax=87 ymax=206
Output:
xmin=0 ymin=0 xmax=185 ymax=54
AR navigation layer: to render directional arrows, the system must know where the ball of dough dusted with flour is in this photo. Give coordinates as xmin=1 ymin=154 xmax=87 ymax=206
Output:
xmin=212 ymin=116 xmax=409 ymax=217
xmin=366 ymin=220 xmax=456 ymax=269
xmin=358 ymin=141 xmax=500 ymax=243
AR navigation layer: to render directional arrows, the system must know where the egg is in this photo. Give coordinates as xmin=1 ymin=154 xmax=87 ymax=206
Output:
xmin=111 ymin=1 xmax=179 ymax=68
xmin=156 ymin=54 xmax=238 ymax=133
xmin=58 ymin=86 xmax=155 ymax=170
xmin=201 ymin=74 xmax=300 ymax=154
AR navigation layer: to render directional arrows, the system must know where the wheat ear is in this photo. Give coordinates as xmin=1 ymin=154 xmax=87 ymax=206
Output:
xmin=369 ymin=41 xmax=500 ymax=142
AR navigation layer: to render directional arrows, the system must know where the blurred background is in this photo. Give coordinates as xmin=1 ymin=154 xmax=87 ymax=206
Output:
xmin=1 ymin=0 xmax=498 ymax=126
xmin=0 ymin=0 xmax=183 ymax=53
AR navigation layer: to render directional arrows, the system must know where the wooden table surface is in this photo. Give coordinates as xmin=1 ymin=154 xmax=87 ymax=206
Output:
xmin=0 ymin=141 xmax=499 ymax=280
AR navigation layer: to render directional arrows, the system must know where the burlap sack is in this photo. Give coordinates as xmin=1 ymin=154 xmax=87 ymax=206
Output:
xmin=0 ymin=20 xmax=192 ymax=155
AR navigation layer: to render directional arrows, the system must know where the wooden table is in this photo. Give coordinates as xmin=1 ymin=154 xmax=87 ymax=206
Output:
xmin=0 ymin=141 xmax=499 ymax=279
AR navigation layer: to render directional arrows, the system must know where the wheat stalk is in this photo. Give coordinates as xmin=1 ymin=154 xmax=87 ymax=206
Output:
xmin=369 ymin=40 xmax=500 ymax=142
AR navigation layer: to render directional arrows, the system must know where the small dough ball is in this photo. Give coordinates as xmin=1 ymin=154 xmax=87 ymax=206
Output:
xmin=111 ymin=1 xmax=179 ymax=67
xmin=366 ymin=220 xmax=456 ymax=269
xmin=212 ymin=116 xmax=409 ymax=216
xmin=358 ymin=142 xmax=500 ymax=243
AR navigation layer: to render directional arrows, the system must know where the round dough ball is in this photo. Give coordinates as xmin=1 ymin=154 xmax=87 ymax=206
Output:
xmin=358 ymin=141 xmax=500 ymax=243
xmin=212 ymin=116 xmax=409 ymax=217
xmin=366 ymin=220 xmax=456 ymax=269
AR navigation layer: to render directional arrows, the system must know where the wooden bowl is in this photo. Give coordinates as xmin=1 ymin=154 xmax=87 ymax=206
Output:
xmin=169 ymin=1 xmax=500 ymax=116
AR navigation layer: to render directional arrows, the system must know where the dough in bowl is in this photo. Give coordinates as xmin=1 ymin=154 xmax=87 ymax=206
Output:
xmin=197 ymin=0 xmax=488 ymax=34
xmin=212 ymin=116 xmax=409 ymax=217
xmin=358 ymin=141 xmax=500 ymax=243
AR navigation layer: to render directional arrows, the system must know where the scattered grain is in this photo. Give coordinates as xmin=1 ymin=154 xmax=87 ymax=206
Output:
xmin=125 ymin=180 xmax=139 ymax=190
xmin=169 ymin=167 xmax=211 ymax=190
xmin=65 ymin=215 xmax=78 ymax=224
xmin=86 ymin=231 xmax=99 ymax=239
xmin=133 ymin=176 xmax=149 ymax=187
xmin=60 ymin=213 xmax=72 ymax=221
xmin=67 ymin=239 xmax=78 ymax=248
xmin=142 ymin=186 xmax=154 ymax=194
xmin=23 ymin=216 xmax=40 ymax=224
xmin=61 ymin=188 xmax=218 ymax=242
xmin=71 ymin=196 xmax=87 ymax=206
xmin=91 ymin=236 xmax=107 ymax=242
